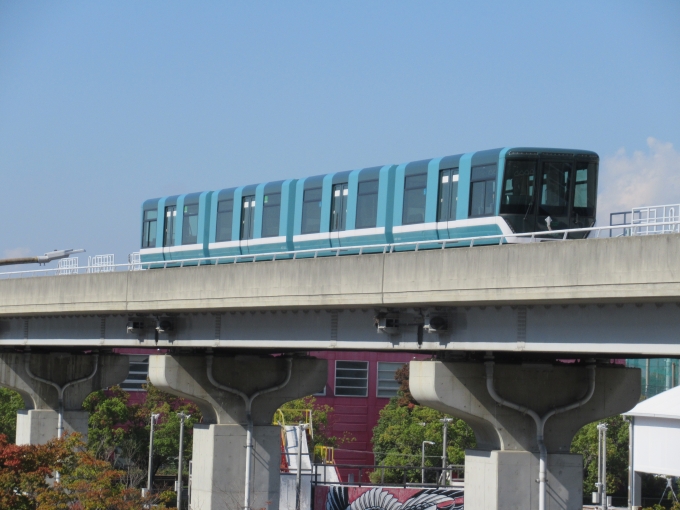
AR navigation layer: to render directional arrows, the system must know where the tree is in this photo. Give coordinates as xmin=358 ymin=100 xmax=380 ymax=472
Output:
xmin=0 ymin=432 xmax=154 ymax=510
xmin=370 ymin=363 xmax=475 ymax=483
xmin=0 ymin=387 xmax=24 ymax=442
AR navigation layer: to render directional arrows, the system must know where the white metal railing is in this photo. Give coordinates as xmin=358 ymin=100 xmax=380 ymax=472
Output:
xmin=1 ymin=220 xmax=679 ymax=280
xmin=87 ymin=254 xmax=115 ymax=273
xmin=57 ymin=257 xmax=79 ymax=275
xmin=631 ymin=204 xmax=680 ymax=235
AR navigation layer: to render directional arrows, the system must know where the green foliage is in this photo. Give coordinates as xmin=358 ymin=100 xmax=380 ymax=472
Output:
xmin=570 ymin=415 xmax=630 ymax=497
xmin=83 ymin=382 xmax=201 ymax=485
xmin=0 ymin=387 xmax=24 ymax=442
xmin=370 ymin=363 xmax=475 ymax=484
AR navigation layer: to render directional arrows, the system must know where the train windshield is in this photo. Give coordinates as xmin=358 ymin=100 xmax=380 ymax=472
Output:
xmin=500 ymin=156 xmax=597 ymax=236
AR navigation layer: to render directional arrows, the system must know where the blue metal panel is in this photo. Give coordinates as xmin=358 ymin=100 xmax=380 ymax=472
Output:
xmin=175 ymin=195 xmax=185 ymax=248
xmin=345 ymin=169 xmax=360 ymax=231
xmin=156 ymin=197 xmax=166 ymax=248
xmin=320 ymin=174 xmax=333 ymax=233
xmin=293 ymin=179 xmax=305 ymax=236
xmin=425 ymin=158 xmax=442 ymax=223
xmin=198 ymin=191 xmax=210 ymax=256
xmin=253 ymin=183 xmax=265 ymax=239
xmin=208 ymin=191 xmax=219 ymax=244
xmin=496 ymin=148 xmax=511 ymax=215
xmin=380 ymin=165 xmax=395 ymax=244
xmin=392 ymin=163 xmax=407 ymax=227
xmin=456 ymin=153 xmax=475 ymax=220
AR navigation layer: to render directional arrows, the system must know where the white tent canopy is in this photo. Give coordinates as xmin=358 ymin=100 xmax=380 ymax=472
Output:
xmin=624 ymin=385 xmax=680 ymax=477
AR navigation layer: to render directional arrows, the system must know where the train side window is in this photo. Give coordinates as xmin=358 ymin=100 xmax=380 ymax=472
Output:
xmin=573 ymin=162 xmax=596 ymax=217
xmin=163 ymin=206 xmax=176 ymax=247
xmin=240 ymin=195 xmax=256 ymax=240
xmin=437 ymin=168 xmax=459 ymax=222
xmin=301 ymin=188 xmax=323 ymax=234
xmin=182 ymin=204 xmax=199 ymax=245
xmin=262 ymin=193 xmax=281 ymax=238
xmin=356 ymin=180 xmax=379 ymax=229
xmin=402 ymin=173 xmax=427 ymax=225
xmin=215 ymin=199 xmax=234 ymax=242
xmin=142 ymin=210 xmax=157 ymax=248
xmin=330 ymin=183 xmax=348 ymax=232
xmin=469 ymin=164 xmax=497 ymax=217
xmin=500 ymin=160 xmax=536 ymax=215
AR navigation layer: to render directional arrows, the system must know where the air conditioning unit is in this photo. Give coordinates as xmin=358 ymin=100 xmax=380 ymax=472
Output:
xmin=126 ymin=320 xmax=147 ymax=334
xmin=375 ymin=313 xmax=400 ymax=334
xmin=156 ymin=318 xmax=175 ymax=334
xmin=424 ymin=315 xmax=448 ymax=333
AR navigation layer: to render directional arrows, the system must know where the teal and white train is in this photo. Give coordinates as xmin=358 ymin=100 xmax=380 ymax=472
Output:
xmin=139 ymin=147 xmax=599 ymax=264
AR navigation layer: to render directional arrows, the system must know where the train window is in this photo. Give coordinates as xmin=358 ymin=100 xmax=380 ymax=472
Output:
xmin=402 ymin=173 xmax=427 ymax=225
xmin=182 ymin=204 xmax=199 ymax=245
xmin=262 ymin=193 xmax=281 ymax=238
xmin=330 ymin=183 xmax=348 ymax=232
xmin=163 ymin=206 xmax=176 ymax=247
xmin=356 ymin=180 xmax=379 ymax=229
xmin=240 ymin=195 xmax=256 ymax=240
xmin=142 ymin=209 xmax=157 ymax=248
xmin=538 ymin=161 xmax=571 ymax=218
xmin=469 ymin=164 xmax=497 ymax=217
xmin=500 ymin=160 xmax=537 ymax=215
xmin=437 ymin=168 xmax=459 ymax=222
xmin=301 ymin=188 xmax=322 ymax=234
xmin=215 ymin=199 xmax=234 ymax=242
xmin=573 ymin=162 xmax=597 ymax=218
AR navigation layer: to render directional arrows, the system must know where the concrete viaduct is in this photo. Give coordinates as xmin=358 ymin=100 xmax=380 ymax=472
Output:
xmin=0 ymin=233 xmax=678 ymax=510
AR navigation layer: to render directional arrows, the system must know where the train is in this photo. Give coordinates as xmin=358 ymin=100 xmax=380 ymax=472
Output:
xmin=139 ymin=147 xmax=599 ymax=264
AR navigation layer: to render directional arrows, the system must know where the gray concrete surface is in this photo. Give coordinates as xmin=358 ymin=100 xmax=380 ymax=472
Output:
xmin=410 ymin=360 xmax=640 ymax=510
xmin=149 ymin=354 xmax=326 ymax=510
xmin=0 ymin=234 xmax=678 ymax=316
xmin=0 ymin=353 xmax=128 ymax=444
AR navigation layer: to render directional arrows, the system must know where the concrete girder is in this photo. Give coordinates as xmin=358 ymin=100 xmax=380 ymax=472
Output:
xmin=0 ymin=352 xmax=129 ymax=444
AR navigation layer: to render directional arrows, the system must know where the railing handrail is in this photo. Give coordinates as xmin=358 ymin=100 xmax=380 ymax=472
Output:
xmin=2 ymin=220 xmax=679 ymax=279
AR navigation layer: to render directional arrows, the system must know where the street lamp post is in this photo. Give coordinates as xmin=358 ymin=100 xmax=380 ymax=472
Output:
xmin=177 ymin=412 xmax=191 ymax=510
xmin=146 ymin=413 xmax=160 ymax=497
xmin=439 ymin=418 xmax=453 ymax=485
xmin=421 ymin=441 xmax=435 ymax=484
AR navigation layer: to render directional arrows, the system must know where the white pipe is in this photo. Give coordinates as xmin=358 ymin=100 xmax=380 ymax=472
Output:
xmin=24 ymin=353 xmax=99 ymax=483
xmin=485 ymin=359 xmax=595 ymax=510
xmin=207 ymin=356 xmax=293 ymax=510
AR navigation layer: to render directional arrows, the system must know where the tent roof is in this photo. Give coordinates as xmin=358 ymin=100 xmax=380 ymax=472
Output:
xmin=624 ymin=385 xmax=680 ymax=420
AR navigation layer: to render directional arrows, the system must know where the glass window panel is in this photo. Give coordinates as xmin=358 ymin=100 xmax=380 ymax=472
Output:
xmin=301 ymin=188 xmax=323 ymax=234
xmin=142 ymin=210 xmax=158 ymax=248
xmin=182 ymin=203 xmax=199 ymax=245
xmin=163 ymin=206 xmax=176 ymax=247
xmin=402 ymin=173 xmax=427 ymax=225
xmin=469 ymin=182 xmax=486 ymax=217
xmin=539 ymin=161 xmax=571 ymax=218
xmin=356 ymin=180 xmax=379 ymax=229
xmin=500 ymin=160 xmax=537 ymax=215
xmin=573 ymin=162 xmax=597 ymax=218
xmin=240 ymin=195 xmax=256 ymax=240
xmin=215 ymin=199 xmax=234 ymax=242
xmin=262 ymin=193 xmax=281 ymax=238
xmin=471 ymin=164 xmax=497 ymax=182
xmin=330 ymin=184 xmax=348 ymax=232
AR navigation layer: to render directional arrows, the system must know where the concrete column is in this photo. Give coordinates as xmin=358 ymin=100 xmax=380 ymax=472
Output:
xmin=0 ymin=352 xmax=129 ymax=445
xmin=410 ymin=360 xmax=641 ymax=510
xmin=149 ymin=354 xmax=327 ymax=510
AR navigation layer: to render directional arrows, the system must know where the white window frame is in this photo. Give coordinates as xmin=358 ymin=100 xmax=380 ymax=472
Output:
xmin=334 ymin=360 xmax=369 ymax=397
xmin=376 ymin=362 xmax=403 ymax=398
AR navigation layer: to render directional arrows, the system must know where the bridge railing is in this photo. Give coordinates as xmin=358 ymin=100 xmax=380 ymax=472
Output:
xmin=1 ymin=220 xmax=679 ymax=280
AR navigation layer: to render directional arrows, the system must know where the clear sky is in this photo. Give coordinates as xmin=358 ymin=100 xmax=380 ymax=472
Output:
xmin=1 ymin=1 xmax=679 ymax=267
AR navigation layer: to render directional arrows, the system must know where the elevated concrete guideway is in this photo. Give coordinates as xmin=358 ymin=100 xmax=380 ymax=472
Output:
xmin=0 ymin=234 xmax=679 ymax=355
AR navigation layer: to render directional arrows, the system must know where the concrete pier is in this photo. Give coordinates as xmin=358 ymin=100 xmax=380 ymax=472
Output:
xmin=0 ymin=352 xmax=129 ymax=444
xmin=410 ymin=360 xmax=640 ymax=510
xmin=149 ymin=354 xmax=327 ymax=510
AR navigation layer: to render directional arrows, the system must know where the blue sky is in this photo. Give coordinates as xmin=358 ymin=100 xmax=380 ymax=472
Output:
xmin=1 ymin=1 xmax=679 ymax=267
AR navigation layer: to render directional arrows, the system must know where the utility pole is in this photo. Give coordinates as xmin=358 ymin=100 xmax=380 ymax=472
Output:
xmin=596 ymin=423 xmax=608 ymax=510
xmin=295 ymin=423 xmax=310 ymax=510
xmin=177 ymin=412 xmax=191 ymax=510
xmin=146 ymin=413 xmax=160 ymax=497
xmin=439 ymin=418 xmax=453 ymax=485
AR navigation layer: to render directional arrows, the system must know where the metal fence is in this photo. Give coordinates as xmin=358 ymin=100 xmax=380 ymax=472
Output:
xmin=311 ymin=463 xmax=464 ymax=488
xmin=2 ymin=220 xmax=680 ymax=280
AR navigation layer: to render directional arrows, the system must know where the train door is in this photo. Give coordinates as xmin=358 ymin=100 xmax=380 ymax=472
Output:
xmin=163 ymin=206 xmax=176 ymax=255
xmin=330 ymin=183 xmax=348 ymax=247
xmin=240 ymin=195 xmax=256 ymax=254
xmin=536 ymin=160 xmax=572 ymax=232
xmin=436 ymin=168 xmax=459 ymax=239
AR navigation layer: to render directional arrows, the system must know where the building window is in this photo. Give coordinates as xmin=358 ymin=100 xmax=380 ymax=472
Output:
xmin=469 ymin=164 xmax=497 ymax=217
xmin=182 ymin=203 xmax=199 ymax=245
xmin=142 ymin=209 xmax=157 ymax=248
xmin=335 ymin=360 xmax=368 ymax=397
xmin=215 ymin=199 xmax=234 ymax=242
xmin=120 ymin=355 xmax=149 ymax=392
xmin=377 ymin=362 xmax=403 ymax=398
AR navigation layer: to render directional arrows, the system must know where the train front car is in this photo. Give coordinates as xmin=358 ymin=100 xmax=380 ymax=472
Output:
xmin=499 ymin=148 xmax=599 ymax=238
